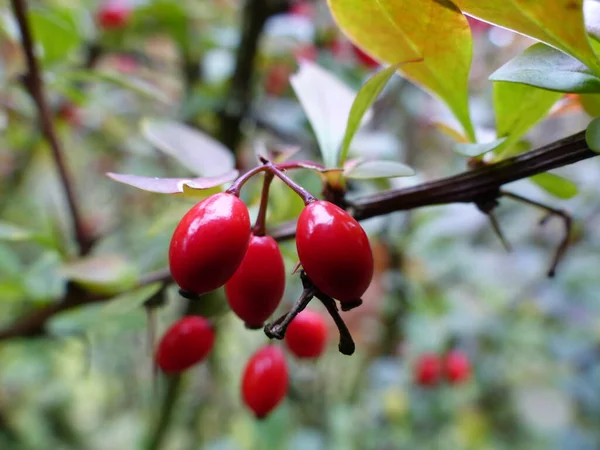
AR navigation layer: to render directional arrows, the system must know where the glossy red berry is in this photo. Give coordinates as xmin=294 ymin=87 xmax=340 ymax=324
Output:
xmin=155 ymin=316 xmax=215 ymax=373
xmin=414 ymin=353 xmax=442 ymax=387
xmin=296 ymin=201 xmax=374 ymax=303
xmin=285 ymin=310 xmax=328 ymax=359
xmin=225 ymin=234 xmax=285 ymax=328
xmin=242 ymin=345 xmax=288 ymax=419
xmin=169 ymin=193 xmax=251 ymax=295
xmin=352 ymin=45 xmax=379 ymax=69
xmin=97 ymin=1 xmax=131 ymax=30
xmin=444 ymin=350 xmax=471 ymax=384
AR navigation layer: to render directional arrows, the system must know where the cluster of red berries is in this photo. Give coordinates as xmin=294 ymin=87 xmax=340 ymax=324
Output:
xmin=153 ymin=162 xmax=373 ymax=418
xmin=155 ymin=310 xmax=328 ymax=418
xmin=414 ymin=350 xmax=471 ymax=387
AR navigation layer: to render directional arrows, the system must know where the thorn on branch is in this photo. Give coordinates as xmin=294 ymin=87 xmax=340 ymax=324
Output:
xmin=501 ymin=190 xmax=573 ymax=278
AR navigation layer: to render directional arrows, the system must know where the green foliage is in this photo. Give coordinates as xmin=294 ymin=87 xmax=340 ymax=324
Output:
xmin=585 ymin=116 xmax=600 ymax=152
xmin=529 ymin=173 xmax=578 ymax=199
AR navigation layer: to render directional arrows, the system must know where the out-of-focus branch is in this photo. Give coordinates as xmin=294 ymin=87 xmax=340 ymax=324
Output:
xmin=10 ymin=0 xmax=91 ymax=254
xmin=218 ymin=0 xmax=291 ymax=152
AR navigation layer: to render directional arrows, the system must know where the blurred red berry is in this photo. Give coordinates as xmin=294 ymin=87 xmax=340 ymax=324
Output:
xmin=155 ymin=316 xmax=215 ymax=374
xmin=288 ymin=1 xmax=315 ymax=18
xmin=242 ymin=345 xmax=289 ymax=419
xmin=414 ymin=353 xmax=442 ymax=387
xmin=264 ymin=64 xmax=292 ymax=96
xmin=285 ymin=310 xmax=328 ymax=359
xmin=294 ymin=44 xmax=318 ymax=63
xmin=97 ymin=1 xmax=131 ymax=30
xmin=57 ymin=102 xmax=82 ymax=127
xmin=444 ymin=350 xmax=471 ymax=384
xmin=352 ymin=44 xmax=379 ymax=69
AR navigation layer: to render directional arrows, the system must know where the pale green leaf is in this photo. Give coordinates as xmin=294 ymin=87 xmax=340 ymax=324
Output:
xmin=585 ymin=116 xmax=600 ymax=153
xmin=530 ymin=173 xmax=578 ymax=199
xmin=344 ymin=160 xmax=415 ymax=179
xmin=454 ymin=138 xmax=506 ymax=157
xmin=60 ymin=254 xmax=138 ymax=295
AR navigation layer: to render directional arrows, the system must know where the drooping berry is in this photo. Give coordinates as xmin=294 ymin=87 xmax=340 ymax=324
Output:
xmin=285 ymin=309 xmax=328 ymax=359
xmin=444 ymin=350 xmax=471 ymax=384
xmin=96 ymin=1 xmax=131 ymax=30
xmin=414 ymin=353 xmax=442 ymax=387
xmin=296 ymin=201 xmax=373 ymax=303
xmin=241 ymin=345 xmax=288 ymax=419
xmin=169 ymin=193 xmax=251 ymax=296
xmin=155 ymin=316 xmax=215 ymax=373
xmin=225 ymin=234 xmax=285 ymax=328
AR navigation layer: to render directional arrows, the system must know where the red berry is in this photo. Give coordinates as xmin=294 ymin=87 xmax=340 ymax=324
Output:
xmin=444 ymin=350 xmax=471 ymax=384
xmin=155 ymin=316 xmax=215 ymax=373
xmin=242 ymin=345 xmax=288 ymax=419
xmin=264 ymin=64 xmax=292 ymax=96
xmin=285 ymin=310 xmax=328 ymax=359
xmin=296 ymin=201 xmax=373 ymax=303
xmin=352 ymin=45 xmax=379 ymax=69
xmin=169 ymin=193 xmax=251 ymax=295
xmin=97 ymin=1 xmax=131 ymax=30
xmin=414 ymin=353 xmax=442 ymax=387
xmin=225 ymin=234 xmax=285 ymax=328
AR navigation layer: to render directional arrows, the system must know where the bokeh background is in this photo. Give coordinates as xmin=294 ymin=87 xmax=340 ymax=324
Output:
xmin=1 ymin=0 xmax=600 ymax=449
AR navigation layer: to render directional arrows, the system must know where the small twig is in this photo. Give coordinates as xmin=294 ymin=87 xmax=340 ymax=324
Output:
xmin=10 ymin=0 xmax=90 ymax=254
xmin=264 ymin=284 xmax=315 ymax=339
xmin=501 ymin=191 xmax=572 ymax=277
xmin=313 ymin=292 xmax=355 ymax=356
xmin=487 ymin=211 xmax=512 ymax=252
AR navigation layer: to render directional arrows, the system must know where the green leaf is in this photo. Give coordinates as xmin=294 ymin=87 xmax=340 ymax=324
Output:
xmin=530 ymin=173 xmax=578 ymax=199
xmin=344 ymin=160 xmax=415 ymax=179
xmin=454 ymin=0 xmax=600 ymax=76
xmin=454 ymin=138 xmax=506 ymax=157
xmin=585 ymin=116 xmax=600 ymax=153
xmin=580 ymin=94 xmax=600 ymax=116
xmin=141 ymin=119 xmax=235 ymax=176
xmin=131 ymin=1 xmax=189 ymax=49
xmin=106 ymin=170 xmax=238 ymax=195
xmin=29 ymin=7 xmax=80 ymax=65
xmin=493 ymin=81 xmax=562 ymax=157
xmin=339 ymin=61 xmax=414 ymax=166
xmin=490 ymin=43 xmax=600 ymax=94
xmin=23 ymin=251 xmax=66 ymax=302
xmin=290 ymin=61 xmax=371 ymax=168
xmin=0 ymin=221 xmax=33 ymax=241
xmin=100 ymin=283 xmax=163 ymax=317
xmin=327 ymin=0 xmax=475 ymax=141
xmin=59 ymin=254 xmax=138 ymax=296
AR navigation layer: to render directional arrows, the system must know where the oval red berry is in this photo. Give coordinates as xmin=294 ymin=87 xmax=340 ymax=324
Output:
xmin=155 ymin=316 xmax=215 ymax=373
xmin=296 ymin=201 xmax=373 ymax=303
xmin=225 ymin=234 xmax=285 ymax=328
xmin=169 ymin=193 xmax=251 ymax=295
xmin=444 ymin=350 xmax=471 ymax=384
xmin=414 ymin=353 xmax=442 ymax=387
xmin=241 ymin=345 xmax=288 ymax=419
xmin=285 ymin=309 xmax=328 ymax=359
xmin=96 ymin=1 xmax=131 ymax=30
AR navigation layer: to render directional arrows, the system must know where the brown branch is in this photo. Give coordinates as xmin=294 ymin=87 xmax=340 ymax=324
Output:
xmin=0 ymin=130 xmax=596 ymax=341
xmin=10 ymin=0 xmax=91 ymax=254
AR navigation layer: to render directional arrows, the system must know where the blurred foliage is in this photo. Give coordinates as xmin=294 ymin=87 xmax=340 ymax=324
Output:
xmin=1 ymin=0 xmax=600 ymax=450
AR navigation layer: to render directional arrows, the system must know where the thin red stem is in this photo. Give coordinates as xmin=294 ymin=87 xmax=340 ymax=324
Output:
xmin=252 ymin=172 xmax=274 ymax=236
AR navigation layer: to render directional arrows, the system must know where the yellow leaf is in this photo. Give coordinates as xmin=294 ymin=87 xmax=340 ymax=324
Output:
xmin=455 ymin=0 xmax=600 ymax=75
xmin=328 ymin=0 xmax=475 ymax=141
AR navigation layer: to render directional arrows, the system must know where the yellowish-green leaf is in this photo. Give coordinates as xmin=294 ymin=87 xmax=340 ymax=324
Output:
xmin=493 ymin=81 xmax=562 ymax=158
xmin=0 ymin=221 xmax=33 ymax=241
xmin=530 ymin=173 xmax=578 ymax=199
xmin=60 ymin=254 xmax=138 ymax=296
xmin=585 ymin=116 xmax=600 ymax=153
xmin=327 ymin=0 xmax=475 ymax=141
xmin=454 ymin=0 xmax=600 ymax=76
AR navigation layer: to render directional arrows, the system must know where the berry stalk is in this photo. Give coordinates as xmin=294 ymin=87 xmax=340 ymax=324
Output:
xmin=252 ymin=172 xmax=274 ymax=236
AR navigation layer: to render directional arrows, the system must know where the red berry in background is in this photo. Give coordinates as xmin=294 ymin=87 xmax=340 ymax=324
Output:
xmin=444 ymin=350 xmax=471 ymax=384
xmin=466 ymin=16 xmax=493 ymax=35
xmin=264 ymin=64 xmax=292 ymax=96
xmin=96 ymin=1 xmax=131 ymax=31
xmin=57 ymin=102 xmax=82 ymax=127
xmin=242 ymin=345 xmax=289 ymax=419
xmin=352 ymin=44 xmax=379 ymax=69
xmin=225 ymin=234 xmax=285 ymax=328
xmin=296 ymin=201 xmax=374 ymax=303
xmin=288 ymin=1 xmax=315 ymax=18
xmin=285 ymin=310 xmax=328 ymax=359
xmin=414 ymin=353 xmax=442 ymax=387
xmin=155 ymin=316 xmax=215 ymax=373
xmin=169 ymin=193 xmax=251 ymax=295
